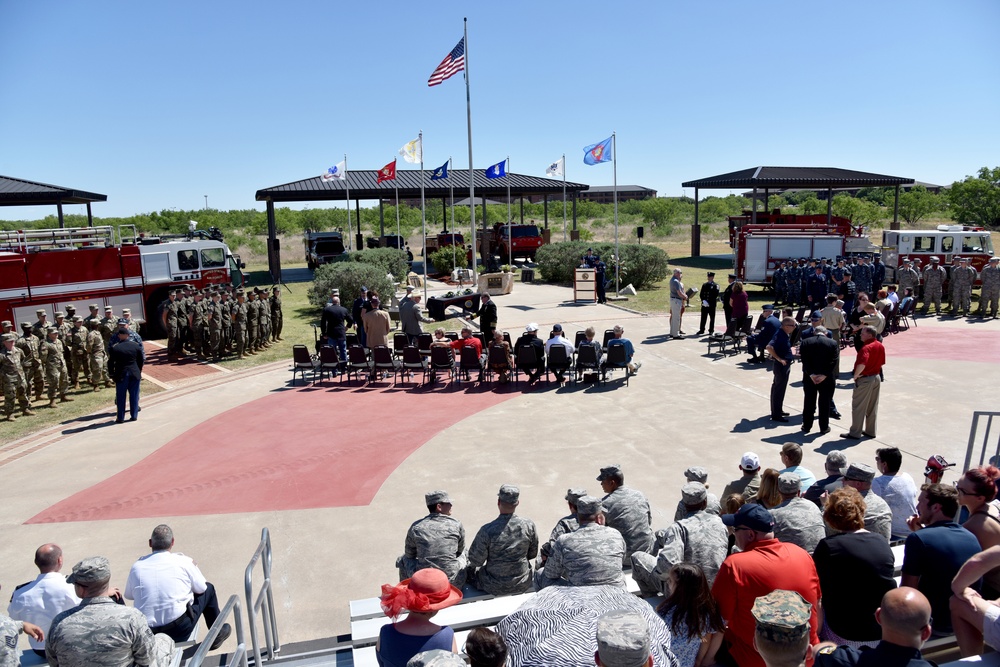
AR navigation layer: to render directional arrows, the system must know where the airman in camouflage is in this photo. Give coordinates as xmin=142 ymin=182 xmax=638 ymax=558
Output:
xmin=537 ymin=495 xmax=626 ymax=589
xmin=85 ymin=319 xmax=112 ymax=390
xmin=31 ymin=309 xmax=49 ymax=341
xmin=246 ymin=291 xmax=260 ymax=353
xmin=978 ymin=256 xmax=1000 ymax=318
xmin=68 ymin=317 xmax=89 ymax=389
xmin=673 ymin=466 xmax=722 ymax=521
xmin=232 ymin=290 xmax=248 ymax=358
xmin=162 ymin=290 xmax=182 ymax=357
xmin=83 ymin=303 xmax=101 ymax=328
xmin=270 ymin=286 xmax=284 ymax=342
xmin=46 ymin=556 xmax=175 ymax=667
xmin=837 ymin=463 xmax=893 ymax=541
xmin=258 ymin=290 xmax=271 ymax=350
xmin=53 ymin=312 xmax=74 ymax=381
xmin=631 ymin=482 xmax=729 ymax=596
xmin=770 ymin=473 xmax=826 ymax=555
xmin=950 ymin=258 xmax=978 ymax=316
xmin=921 ymin=257 xmax=947 ymax=314
xmin=189 ymin=292 xmax=207 ymax=360
xmin=220 ymin=292 xmax=233 ymax=355
xmin=773 ymin=263 xmax=787 ymax=304
xmin=99 ymin=306 xmax=117 ymax=348
xmin=467 ymin=485 xmax=539 ymax=595
xmin=206 ymin=292 xmax=223 ymax=361
xmin=40 ymin=327 xmax=72 ymax=407
xmin=538 ymin=487 xmax=586 ymax=570
xmin=0 ymin=613 xmax=43 ymax=667
xmin=752 ymin=589 xmax=812 ymax=666
xmin=397 ymin=490 xmax=468 ymax=587
xmin=897 ymin=260 xmax=920 ymax=300
xmin=596 ymin=610 xmax=652 ymax=667
xmin=2 ymin=333 xmax=35 ymax=420
xmin=17 ymin=322 xmax=45 ymax=401
xmin=785 ymin=262 xmax=801 ymax=307
xmin=598 ymin=464 xmax=654 ymax=561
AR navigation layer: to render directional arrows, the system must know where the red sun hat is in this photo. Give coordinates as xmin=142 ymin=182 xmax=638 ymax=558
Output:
xmin=380 ymin=568 xmax=463 ymax=619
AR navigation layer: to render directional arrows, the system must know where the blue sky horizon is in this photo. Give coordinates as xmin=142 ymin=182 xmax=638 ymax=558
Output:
xmin=1 ymin=1 xmax=998 ymax=221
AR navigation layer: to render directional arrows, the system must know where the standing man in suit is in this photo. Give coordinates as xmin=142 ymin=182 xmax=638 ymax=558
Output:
xmin=470 ymin=293 xmax=498 ymax=343
xmin=799 ymin=326 xmax=839 ymax=435
xmin=399 ymin=294 xmax=434 ymax=346
xmin=697 ymin=272 xmax=720 ymax=336
xmin=108 ymin=320 xmax=144 ymax=423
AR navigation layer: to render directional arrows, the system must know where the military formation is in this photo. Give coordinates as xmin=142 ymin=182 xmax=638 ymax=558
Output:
xmin=772 ymin=255 xmax=885 ymax=308
xmin=158 ymin=284 xmax=284 ymax=362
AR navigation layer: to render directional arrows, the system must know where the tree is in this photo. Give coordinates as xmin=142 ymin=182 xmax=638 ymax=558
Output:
xmin=831 ymin=194 xmax=884 ymax=228
xmin=949 ymin=167 xmax=1000 ymax=229
xmin=897 ymin=186 xmax=940 ymax=226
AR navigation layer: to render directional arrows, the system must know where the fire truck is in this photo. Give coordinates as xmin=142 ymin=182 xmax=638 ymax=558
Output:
xmin=729 ymin=211 xmax=878 ymax=285
xmin=881 ymin=225 xmax=995 ymax=285
xmin=0 ymin=225 xmax=245 ymax=335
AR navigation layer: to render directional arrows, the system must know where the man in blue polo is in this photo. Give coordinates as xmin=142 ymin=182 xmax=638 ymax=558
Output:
xmin=606 ymin=325 xmax=641 ymax=374
xmin=765 ymin=317 xmax=798 ymax=422
xmin=747 ymin=305 xmax=780 ymax=363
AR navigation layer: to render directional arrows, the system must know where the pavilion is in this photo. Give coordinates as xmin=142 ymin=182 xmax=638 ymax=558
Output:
xmin=0 ymin=175 xmax=107 ymax=227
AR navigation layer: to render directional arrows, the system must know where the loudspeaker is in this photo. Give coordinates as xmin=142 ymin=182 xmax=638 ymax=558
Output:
xmin=636 ymin=226 xmax=644 ymax=239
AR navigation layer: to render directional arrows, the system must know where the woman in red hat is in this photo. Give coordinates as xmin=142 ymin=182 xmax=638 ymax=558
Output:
xmin=376 ymin=568 xmax=463 ymax=667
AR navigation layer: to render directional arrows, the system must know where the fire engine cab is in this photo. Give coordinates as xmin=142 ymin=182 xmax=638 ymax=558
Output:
xmin=0 ymin=225 xmax=244 ymax=333
xmin=881 ymin=225 xmax=994 ymax=285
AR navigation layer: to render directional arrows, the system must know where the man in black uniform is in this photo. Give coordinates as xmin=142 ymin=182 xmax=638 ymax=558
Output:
xmin=721 ymin=274 xmax=736 ymax=334
xmin=814 ymin=587 xmax=935 ymax=667
xmin=594 ymin=256 xmax=607 ymax=304
xmin=351 ymin=286 xmax=369 ymax=348
xmin=469 ymin=293 xmax=498 ymax=342
xmin=321 ymin=296 xmax=354 ymax=369
xmin=696 ymin=272 xmax=720 ymax=336
xmin=799 ymin=325 xmax=838 ymax=435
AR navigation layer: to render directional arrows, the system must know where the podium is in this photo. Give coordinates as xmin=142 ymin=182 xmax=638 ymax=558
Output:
xmin=574 ymin=267 xmax=596 ymax=303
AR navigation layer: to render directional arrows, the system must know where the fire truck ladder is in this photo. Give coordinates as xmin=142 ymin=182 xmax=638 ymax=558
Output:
xmin=0 ymin=225 xmax=118 ymax=252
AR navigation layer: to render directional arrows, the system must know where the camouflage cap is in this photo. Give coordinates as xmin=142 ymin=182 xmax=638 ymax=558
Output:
xmin=844 ymin=462 xmax=875 ymax=483
xmin=684 ymin=466 xmax=709 ymax=483
xmin=752 ymin=590 xmax=812 ymax=644
xmin=1 ymin=333 xmax=16 ymax=342
xmin=575 ymin=495 xmax=603 ymax=516
xmin=54 ymin=311 xmax=65 ymax=319
xmin=498 ymin=484 xmax=520 ymax=504
xmin=0 ymin=320 xmax=12 ymax=329
xmin=64 ymin=304 xmax=76 ymax=312
xmin=406 ymin=649 xmax=468 ymax=667
xmin=35 ymin=309 xmax=47 ymax=316
xmin=72 ymin=316 xmax=84 ymax=323
xmin=597 ymin=464 xmax=622 ymax=481
xmin=66 ymin=556 xmax=112 ymax=585
xmin=681 ymin=482 xmax=708 ymax=506
xmin=565 ymin=487 xmax=588 ymax=504
xmin=122 ymin=308 xmax=131 ymax=314
xmin=89 ymin=303 xmax=99 ymax=310
xmin=104 ymin=305 xmax=114 ymax=311
xmin=19 ymin=322 xmax=31 ymax=329
xmin=424 ymin=490 xmax=452 ymax=506
xmin=777 ymin=472 xmax=801 ymax=495
xmin=596 ymin=609 xmax=651 ymax=667
xmin=46 ymin=326 xmax=59 ymax=334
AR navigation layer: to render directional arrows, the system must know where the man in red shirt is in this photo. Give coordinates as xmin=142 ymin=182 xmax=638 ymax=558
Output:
xmin=841 ymin=325 xmax=886 ymax=440
xmin=711 ymin=504 xmax=821 ymax=667
xmin=451 ymin=327 xmax=485 ymax=380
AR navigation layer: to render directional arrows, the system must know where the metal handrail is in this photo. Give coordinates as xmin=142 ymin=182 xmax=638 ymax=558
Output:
xmin=963 ymin=411 xmax=1000 ymax=472
xmin=187 ymin=595 xmax=248 ymax=667
xmin=245 ymin=527 xmax=280 ymax=666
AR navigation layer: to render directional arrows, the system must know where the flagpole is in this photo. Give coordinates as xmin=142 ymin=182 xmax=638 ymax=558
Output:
xmin=613 ymin=132 xmax=619 ymax=296
xmin=449 ymin=157 xmax=456 ymax=279
xmin=506 ymin=157 xmax=511 ymax=268
xmin=344 ymin=153 xmax=353 ymax=251
xmin=561 ymin=153 xmax=567 ymax=242
xmin=395 ymin=181 xmax=400 ymax=241
xmin=420 ymin=131 xmax=427 ymax=301
xmin=463 ymin=17 xmax=477 ymax=281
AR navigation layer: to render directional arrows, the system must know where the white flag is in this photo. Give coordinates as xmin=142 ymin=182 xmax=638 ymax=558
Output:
xmin=321 ymin=160 xmax=346 ymax=181
xmin=399 ymin=137 xmax=422 ymax=164
xmin=546 ymin=157 xmax=564 ymax=178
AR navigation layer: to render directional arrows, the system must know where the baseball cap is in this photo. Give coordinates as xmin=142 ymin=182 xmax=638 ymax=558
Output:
xmin=740 ymin=452 xmax=760 ymax=471
xmin=722 ymin=503 xmax=774 ymax=532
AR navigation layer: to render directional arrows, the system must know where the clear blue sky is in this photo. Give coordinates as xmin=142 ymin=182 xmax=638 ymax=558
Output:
xmin=1 ymin=0 xmax=998 ymax=221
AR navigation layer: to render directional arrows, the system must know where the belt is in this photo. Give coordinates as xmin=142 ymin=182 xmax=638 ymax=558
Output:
xmin=859 ymin=374 xmax=880 ymax=379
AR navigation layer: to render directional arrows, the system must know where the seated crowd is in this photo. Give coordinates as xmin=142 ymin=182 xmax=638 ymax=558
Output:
xmin=379 ymin=452 xmax=1000 ymax=667
xmin=1 ymin=524 xmax=232 ymax=667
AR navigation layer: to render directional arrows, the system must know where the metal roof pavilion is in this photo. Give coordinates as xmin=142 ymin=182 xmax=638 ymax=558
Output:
xmin=0 ymin=175 xmax=107 ymax=227
xmin=681 ymin=166 xmax=914 ymax=256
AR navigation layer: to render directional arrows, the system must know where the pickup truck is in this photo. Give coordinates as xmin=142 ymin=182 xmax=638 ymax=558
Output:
xmin=483 ymin=223 xmax=544 ymax=262
xmin=304 ymin=231 xmax=347 ymax=270
xmin=424 ymin=232 xmax=464 ymax=254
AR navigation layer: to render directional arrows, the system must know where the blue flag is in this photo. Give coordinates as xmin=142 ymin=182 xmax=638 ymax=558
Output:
xmin=485 ymin=160 xmax=507 ymax=179
xmin=583 ymin=136 xmax=613 ymax=165
xmin=430 ymin=161 xmax=449 ymax=180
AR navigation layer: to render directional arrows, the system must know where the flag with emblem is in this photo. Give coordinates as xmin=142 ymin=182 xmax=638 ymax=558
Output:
xmin=428 ymin=37 xmax=465 ymax=87
xmin=430 ymin=160 xmax=449 ymax=180
xmin=321 ymin=160 xmax=346 ymax=182
xmin=377 ymin=159 xmax=397 ymax=184
xmin=583 ymin=136 xmax=613 ymax=165
xmin=399 ymin=137 xmax=422 ymax=164
xmin=485 ymin=160 xmax=506 ymax=179
xmin=546 ymin=157 xmax=564 ymax=177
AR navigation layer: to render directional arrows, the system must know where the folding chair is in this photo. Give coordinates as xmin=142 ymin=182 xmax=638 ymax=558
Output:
xmin=502 ymin=331 xmax=513 ymax=348
xmin=575 ymin=343 xmax=601 ymax=384
xmin=547 ymin=344 xmax=573 ymax=383
xmin=291 ymin=345 xmax=316 ymax=385
xmin=417 ymin=333 xmax=433 ymax=356
xmin=574 ymin=330 xmax=587 ymax=349
xmin=315 ymin=345 xmax=341 ymax=385
xmin=486 ymin=344 xmax=513 ymax=383
xmin=472 ymin=332 xmax=487 ymax=350
xmin=602 ymin=329 xmax=616 ymax=350
xmin=514 ymin=344 xmax=544 ymax=384
xmin=457 ymin=345 xmax=484 ymax=384
xmin=899 ymin=299 xmax=917 ymax=330
xmin=392 ymin=332 xmax=409 ymax=359
xmin=602 ymin=343 xmax=630 ymax=386
xmin=429 ymin=346 xmax=456 ymax=384
xmin=732 ymin=316 xmax=754 ymax=354
xmin=345 ymin=345 xmax=372 ymax=385
xmin=445 ymin=331 xmax=459 ymax=342
xmin=371 ymin=345 xmax=401 ymax=384
xmin=400 ymin=346 xmax=428 ymax=385
xmin=345 ymin=332 xmax=362 ymax=349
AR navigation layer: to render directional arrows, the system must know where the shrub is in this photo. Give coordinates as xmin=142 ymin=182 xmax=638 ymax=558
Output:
xmin=429 ymin=247 xmax=459 ymax=276
xmin=309 ymin=262 xmax=394 ymax=308
xmin=348 ymin=247 xmax=408 ymax=281
xmin=535 ymin=242 xmax=669 ymax=290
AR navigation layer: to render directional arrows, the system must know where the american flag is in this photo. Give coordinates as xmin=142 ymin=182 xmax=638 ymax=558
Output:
xmin=427 ymin=38 xmax=465 ymax=87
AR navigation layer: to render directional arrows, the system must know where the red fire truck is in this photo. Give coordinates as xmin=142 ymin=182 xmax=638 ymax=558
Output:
xmin=729 ymin=211 xmax=878 ymax=285
xmin=0 ymin=225 xmax=245 ymax=334
xmin=881 ymin=225 xmax=994 ymax=285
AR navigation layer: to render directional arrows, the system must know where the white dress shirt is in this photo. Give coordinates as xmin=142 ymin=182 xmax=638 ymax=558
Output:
xmin=124 ymin=550 xmax=207 ymax=627
xmin=7 ymin=572 xmax=80 ymax=650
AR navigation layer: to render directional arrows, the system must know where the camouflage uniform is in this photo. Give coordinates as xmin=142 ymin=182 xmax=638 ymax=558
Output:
xmin=258 ymin=295 xmax=270 ymax=349
xmin=860 ymin=490 xmax=892 ymax=541
xmin=46 ymin=597 xmax=175 ymax=667
xmin=270 ymin=289 xmax=283 ymax=341
xmin=189 ymin=296 xmax=206 ymax=360
xmin=40 ymin=333 xmax=71 ymax=405
xmin=206 ymin=297 xmax=222 ymax=360
xmin=772 ymin=264 xmax=787 ymax=304
xmin=770 ymin=497 xmax=826 ymax=554
xmin=950 ymin=263 xmax=977 ymax=315
xmin=31 ymin=312 xmax=49 ymax=341
xmin=979 ymin=261 xmax=1000 ymax=318
xmin=921 ymin=262 xmax=947 ymax=314
xmin=85 ymin=322 xmax=111 ymax=389
xmin=68 ymin=322 xmax=89 ymax=389
xmin=854 ymin=260 xmax=873 ymax=295
xmin=163 ymin=294 xmax=181 ymax=356
xmin=16 ymin=324 xmax=45 ymax=400
xmin=220 ymin=295 xmax=232 ymax=355
xmin=232 ymin=295 xmax=248 ymax=358
xmin=897 ymin=265 xmax=920 ymax=298
xmin=785 ymin=263 xmax=801 ymax=307
xmin=468 ymin=513 xmax=538 ymax=595
xmin=538 ymin=523 xmax=626 ymax=589
xmin=1 ymin=338 xmax=33 ymax=419
xmin=602 ymin=486 xmax=654 ymax=560
xmin=0 ymin=613 xmax=27 ymax=667
xmin=397 ymin=513 xmax=468 ymax=587
xmin=631 ymin=510 xmax=729 ymax=596
xmin=246 ymin=293 xmax=259 ymax=353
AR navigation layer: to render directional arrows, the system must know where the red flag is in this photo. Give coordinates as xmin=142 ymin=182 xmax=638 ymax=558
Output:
xmin=377 ymin=159 xmax=397 ymax=184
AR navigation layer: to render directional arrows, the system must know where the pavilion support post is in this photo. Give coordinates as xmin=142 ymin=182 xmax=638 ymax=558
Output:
xmin=543 ymin=198 xmax=548 ymax=229
xmin=57 ymin=202 xmax=65 ymax=229
xmin=826 ymin=188 xmax=832 ymax=225
xmin=266 ymin=200 xmax=280 ymax=283
xmin=442 ymin=199 xmax=447 ymax=231
xmin=692 ymin=187 xmax=701 ymax=257
xmin=519 ymin=197 xmax=524 ymax=224
xmin=751 ymin=188 xmax=757 ymax=226
xmin=86 ymin=203 xmax=93 ymax=227
xmin=572 ymin=195 xmax=577 ymax=230
xmin=379 ymin=200 xmax=385 ymax=237
xmin=892 ymin=185 xmax=901 ymax=230
xmin=355 ymin=199 xmax=361 ymax=240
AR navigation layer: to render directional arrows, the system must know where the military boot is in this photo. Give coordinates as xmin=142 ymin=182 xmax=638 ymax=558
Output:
xmin=94 ymin=384 xmax=101 ymax=392
xmin=73 ymin=381 xmax=80 ymax=390
xmin=4 ymin=413 xmax=15 ymax=421
xmin=104 ymin=380 xmax=114 ymax=388
xmin=48 ymin=399 xmax=58 ymax=408
xmin=35 ymin=389 xmax=44 ymax=402
xmin=22 ymin=407 xmax=35 ymax=416
xmin=60 ymin=394 xmax=74 ymax=402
